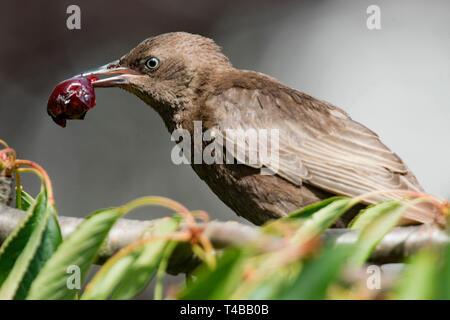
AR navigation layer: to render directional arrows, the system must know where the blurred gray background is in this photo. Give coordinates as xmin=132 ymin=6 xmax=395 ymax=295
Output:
xmin=0 ymin=0 xmax=449 ymax=296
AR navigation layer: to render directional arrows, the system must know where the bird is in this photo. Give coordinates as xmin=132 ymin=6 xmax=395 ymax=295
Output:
xmin=79 ymin=31 xmax=443 ymax=227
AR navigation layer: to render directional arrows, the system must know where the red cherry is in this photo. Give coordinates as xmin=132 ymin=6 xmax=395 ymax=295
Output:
xmin=47 ymin=76 xmax=98 ymax=127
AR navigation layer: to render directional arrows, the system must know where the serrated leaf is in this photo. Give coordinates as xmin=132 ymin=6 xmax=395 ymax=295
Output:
xmin=263 ymin=197 xmax=347 ymax=236
xmin=240 ymin=198 xmax=353 ymax=300
xmin=14 ymin=205 xmax=62 ymax=299
xmin=394 ymin=249 xmax=438 ymax=300
xmin=349 ymin=201 xmax=398 ymax=230
xmin=287 ymin=196 xmax=346 ymax=219
xmin=15 ymin=189 xmax=35 ymax=211
xmin=290 ymin=198 xmax=353 ymax=244
xmin=179 ymin=248 xmax=247 ymax=300
xmin=82 ymin=217 xmax=180 ymax=300
xmin=26 ymin=207 xmax=122 ymax=300
xmin=349 ymin=201 xmax=406 ymax=266
xmin=0 ymin=190 xmax=53 ymax=299
xmin=233 ymin=262 xmax=302 ymax=300
xmin=277 ymin=245 xmax=351 ymax=300
xmin=27 ymin=196 xmax=191 ymax=300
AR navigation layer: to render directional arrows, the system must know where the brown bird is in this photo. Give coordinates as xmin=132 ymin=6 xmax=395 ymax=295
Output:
xmin=79 ymin=32 xmax=442 ymax=227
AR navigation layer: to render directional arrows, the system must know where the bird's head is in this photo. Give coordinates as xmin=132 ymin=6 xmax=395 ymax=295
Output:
xmin=79 ymin=32 xmax=231 ymax=125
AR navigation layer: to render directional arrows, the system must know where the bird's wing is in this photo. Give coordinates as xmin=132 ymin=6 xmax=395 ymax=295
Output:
xmin=205 ymin=85 xmax=441 ymax=224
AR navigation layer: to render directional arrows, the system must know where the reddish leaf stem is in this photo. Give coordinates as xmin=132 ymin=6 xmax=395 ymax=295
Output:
xmin=15 ymin=160 xmax=55 ymax=205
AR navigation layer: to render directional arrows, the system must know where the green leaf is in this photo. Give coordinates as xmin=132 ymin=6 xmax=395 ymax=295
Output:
xmin=15 ymin=189 xmax=35 ymax=211
xmin=349 ymin=201 xmax=398 ymax=230
xmin=0 ymin=190 xmax=53 ymax=299
xmin=287 ymin=196 xmax=346 ymax=219
xmin=154 ymin=240 xmax=178 ymax=300
xmin=244 ymin=276 xmax=288 ymax=300
xmin=277 ymin=245 xmax=351 ymax=300
xmin=81 ymin=217 xmax=180 ymax=300
xmin=349 ymin=201 xmax=407 ymax=266
xmin=14 ymin=206 xmax=62 ymax=299
xmin=394 ymin=249 xmax=438 ymax=300
xmin=233 ymin=262 xmax=303 ymax=300
xmin=437 ymin=244 xmax=450 ymax=299
xmin=179 ymin=248 xmax=247 ymax=300
xmin=27 ymin=195 xmax=191 ymax=300
xmin=263 ymin=197 xmax=352 ymax=239
xmin=26 ymin=207 xmax=122 ymax=300
xmin=290 ymin=198 xmax=353 ymax=244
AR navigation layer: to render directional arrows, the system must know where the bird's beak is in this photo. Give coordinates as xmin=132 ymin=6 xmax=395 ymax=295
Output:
xmin=78 ymin=60 xmax=143 ymax=87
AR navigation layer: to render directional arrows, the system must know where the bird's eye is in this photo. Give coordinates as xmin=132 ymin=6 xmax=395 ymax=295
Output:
xmin=145 ymin=57 xmax=160 ymax=70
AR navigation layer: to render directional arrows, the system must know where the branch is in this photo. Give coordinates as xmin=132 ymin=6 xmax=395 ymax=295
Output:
xmin=0 ymin=204 xmax=448 ymax=274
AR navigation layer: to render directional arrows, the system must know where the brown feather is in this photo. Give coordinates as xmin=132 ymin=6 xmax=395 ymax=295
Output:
xmin=203 ymin=69 xmax=442 ymax=225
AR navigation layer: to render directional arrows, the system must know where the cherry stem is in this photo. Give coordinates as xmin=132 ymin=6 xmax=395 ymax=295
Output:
xmin=199 ymin=234 xmax=216 ymax=268
xmin=120 ymin=196 xmax=196 ymax=227
xmin=0 ymin=139 xmax=9 ymax=148
xmin=15 ymin=170 xmax=22 ymax=209
xmin=15 ymin=160 xmax=55 ymax=205
xmin=189 ymin=210 xmax=210 ymax=222
xmin=118 ymin=196 xmax=216 ymax=266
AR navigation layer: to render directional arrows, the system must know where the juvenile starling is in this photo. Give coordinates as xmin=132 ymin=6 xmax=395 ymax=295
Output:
xmin=79 ymin=32 xmax=442 ymax=226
